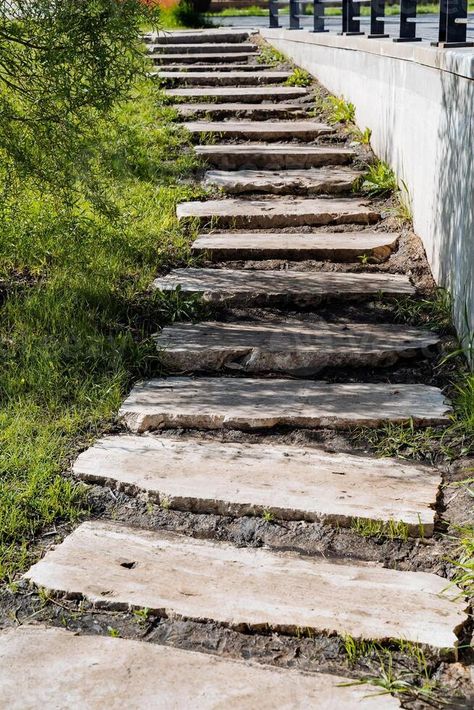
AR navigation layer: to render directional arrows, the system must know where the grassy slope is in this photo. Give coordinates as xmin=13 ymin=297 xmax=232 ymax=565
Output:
xmin=0 ymin=80 xmax=203 ymax=581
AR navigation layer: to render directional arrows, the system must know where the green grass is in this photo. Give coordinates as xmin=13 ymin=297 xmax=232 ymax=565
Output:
xmin=360 ymin=161 xmax=397 ymax=197
xmin=208 ymin=3 xmax=474 ymax=17
xmin=284 ymin=68 xmax=312 ymax=87
xmin=325 ymin=95 xmax=355 ymax=125
xmin=0 ymin=80 xmax=204 ymax=582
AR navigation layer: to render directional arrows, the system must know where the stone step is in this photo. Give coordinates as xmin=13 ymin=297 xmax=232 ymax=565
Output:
xmin=145 ymin=30 xmax=251 ymax=45
xmin=152 ymin=53 xmax=252 ymax=64
xmin=185 ymin=120 xmax=334 ymax=141
xmin=24 ymin=521 xmax=465 ymax=648
xmin=177 ymin=197 xmax=379 ymax=229
xmin=155 ymin=71 xmax=292 ymax=87
xmin=74 ymin=435 xmax=440 ymax=533
xmin=175 ymin=102 xmax=308 ymax=120
xmin=158 ymin=64 xmax=272 ymax=72
xmin=150 ymin=43 xmax=258 ymax=55
xmin=166 ymin=86 xmax=308 ymax=103
xmin=155 ymin=320 xmax=439 ymax=374
xmin=191 ymin=231 xmax=397 ymax=261
xmin=1 ymin=626 xmax=399 ymax=709
xmin=194 ymin=145 xmax=354 ymax=170
xmin=153 ymin=268 xmax=414 ymax=305
xmin=118 ymin=378 xmax=449 ymax=432
xmin=204 ymin=167 xmax=361 ymax=195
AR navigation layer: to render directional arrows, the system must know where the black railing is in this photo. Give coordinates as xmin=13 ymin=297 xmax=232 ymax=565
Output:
xmin=268 ymin=0 xmax=473 ymax=47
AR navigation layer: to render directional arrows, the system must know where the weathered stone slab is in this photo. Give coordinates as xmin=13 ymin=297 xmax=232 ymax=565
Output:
xmin=186 ymin=121 xmax=334 ymax=140
xmin=194 ymin=145 xmax=354 ymax=170
xmin=204 ymin=167 xmax=361 ymax=194
xmin=118 ymin=377 xmax=450 ymax=432
xmin=192 ymin=231 xmax=397 ymax=261
xmin=166 ymin=86 xmax=308 ymax=103
xmin=155 ymin=320 xmax=439 ymax=374
xmin=176 ymin=102 xmax=308 ymax=119
xmin=152 ymin=268 xmax=414 ymax=305
xmin=73 ymin=434 xmax=441 ymax=533
xmin=177 ymin=197 xmax=378 ymax=228
xmin=145 ymin=30 xmax=251 ymax=45
xmin=24 ymin=521 xmax=465 ymax=647
xmin=155 ymin=71 xmax=291 ymax=86
xmin=150 ymin=43 xmax=258 ymax=55
xmin=0 ymin=626 xmax=400 ymax=709
xmin=157 ymin=64 xmax=273 ymax=72
xmin=152 ymin=53 xmax=252 ymax=64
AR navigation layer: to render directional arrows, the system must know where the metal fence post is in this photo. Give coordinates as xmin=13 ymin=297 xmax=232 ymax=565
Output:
xmin=289 ymin=0 xmax=302 ymax=29
xmin=432 ymin=0 xmax=474 ymax=47
xmin=313 ymin=1 xmax=329 ymax=32
xmin=269 ymin=0 xmax=280 ymax=28
xmin=368 ymin=0 xmax=389 ymax=38
xmin=340 ymin=0 xmax=364 ymax=35
xmin=393 ymin=0 xmax=422 ymax=41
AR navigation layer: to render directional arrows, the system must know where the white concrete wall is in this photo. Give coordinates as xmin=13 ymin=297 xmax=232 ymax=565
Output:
xmin=261 ymin=30 xmax=474 ymax=341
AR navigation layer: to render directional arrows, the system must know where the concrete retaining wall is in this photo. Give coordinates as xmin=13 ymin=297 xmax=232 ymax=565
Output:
xmin=261 ymin=29 xmax=474 ymax=342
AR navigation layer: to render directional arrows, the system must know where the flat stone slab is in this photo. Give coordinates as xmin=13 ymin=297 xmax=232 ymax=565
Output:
xmin=192 ymin=230 xmax=397 ymax=261
xmin=150 ymin=43 xmax=258 ymax=55
xmin=155 ymin=71 xmax=291 ymax=86
xmin=177 ymin=197 xmax=378 ymax=228
xmin=195 ymin=145 xmax=354 ymax=170
xmin=158 ymin=64 xmax=273 ymax=72
xmin=152 ymin=53 xmax=252 ymax=64
xmin=166 ymin=86 xmax=308 ymax=103
xmin=153 ymin=268 xmax=414 ymax=305
xmin=176 ymin=102 xmax=308 ymax=119
xmin=155 ymin=320 xmax=439 ymax=374
xmin=186 ymin=121 xmax=334 ymax=140
xmin=74 ymin=434 xmax=441 ymax=533
xmin=204 ymin=167 xmax=361 ymax=195
xmin=0 ymin=626 xmax=400 ymax=709
xmin=24 ymin=521 xmax=465 ymax=648
xmin=118 ymin=377 xmax=450 ymax=432
xmin=145 ymin=30 xmax=251 ymax=44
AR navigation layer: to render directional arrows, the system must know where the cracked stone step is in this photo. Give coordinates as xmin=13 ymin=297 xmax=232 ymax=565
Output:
xmin=118 ymin=378 xmax=450 ymax=432
xmin=185 ymin=120 xmax=334 ymax=141
xmin=74 ymin=434 xmax=441 ymax=534
xmin=166 ymin=86 xmax=308 ymax=103
xmin=0 ymin=626 xmax=401 ymax=709
xmin=155 ymin=71 xmax=292 ymax=87
xmin=203 ymin=167 xmax=361 ymax=195
xmin=24 ymin=521 xmax=466 ymax=648
xmin=153 ymin=268 xmax=414 ymax=306
xmin=150 ymin=43 xmax=258 ymax=55
xmin=155 ymin=320 xmax=439 ymax=374
xmin=151 ymin=53 xmax=252 ymax=64
xmin=194 ymin=145 xmax=354 ymax=170
xmin=157 ymin=64 xmax=273 ymax=73
xmin=191 ymin=230 xmax=397 ymax=261
xmin=145 ymin=30 xmax=251 ymax=44
xmin=177 ymin=197 xmax=378 ymax=229
xmin=175 ymin=102 xmax=308 ymax=119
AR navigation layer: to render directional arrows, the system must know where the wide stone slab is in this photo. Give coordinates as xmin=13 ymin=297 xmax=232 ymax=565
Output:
xmin=166 ymin=86 xmax=308 ymax=103
xmin=73 ymin=434 xmax=441 ymax=533
xmin=152 ymin=53 xmax=252 ymax=64
xmin=118 ymin=378 xmax=450 ymax=432
xmin=192 ymin=231 xmax=397 ymax=261
xmin=153 ymin=268 xmax=414 ymax=305
xmin=194 ymin=145 xmax=354 ymax=170
xmin=155 ymin=320 xmax=439 ymax=374
xmin=0 ymin=626 xmax=400 ymax=709
xmin=150 ymin=43 xmax=258 ymax=55
xmin=155 ymin=71 xmax=291 ymax=86
xmin=177 ymin=197 xmax=378 ymax=228
xmin=176 ymin=102 xmax=308 ymax=119
xmin=145 ymin=30 xmax=251 ymax=44
xmin=24 ymin=521 xmax=465 ymax=648
xmin=158 ymin=64 xmax=273 ymax=72
xmin=204 ymin=167 xmax=361 ymax=195
xmin=186 ymin=121 xmax=334 ymax=141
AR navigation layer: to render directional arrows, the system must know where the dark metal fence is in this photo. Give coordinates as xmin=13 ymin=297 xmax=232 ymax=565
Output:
xmin=268 ymin=0 xmax=473 ymax=47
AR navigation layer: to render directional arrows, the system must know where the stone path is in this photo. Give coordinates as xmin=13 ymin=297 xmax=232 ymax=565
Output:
xmin=7 ymin=28 xmax=469 ymax=707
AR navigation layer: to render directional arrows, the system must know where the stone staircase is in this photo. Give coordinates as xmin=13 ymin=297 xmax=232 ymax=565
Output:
xmin=2 ymin=28 xmax=469 ymax=707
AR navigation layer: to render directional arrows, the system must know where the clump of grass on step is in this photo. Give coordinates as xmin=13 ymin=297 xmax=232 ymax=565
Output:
xmin=257 ymin=44 xmax=286 ymax=67
xmin=392 ymin=287 xmax=454 ymax=332
xmin=285 ymin=68 xmax=312 ymax=87
xmin=360 ymin=160 xmax=397 ymax=197
xmin=325 ymin=95 xmax=355 ymax=124
xmin=447 ymin=525 xmax=474 ymax=597
xmin=351 ymin=517 xmax=409 ymax=541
